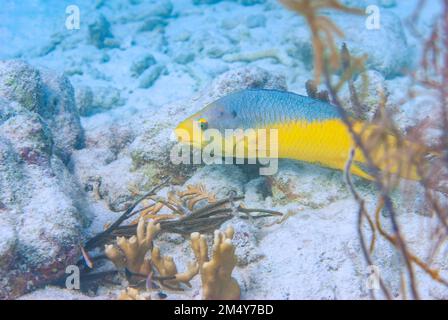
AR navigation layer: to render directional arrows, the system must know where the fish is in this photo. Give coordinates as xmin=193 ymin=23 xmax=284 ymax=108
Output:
xmin=175 ymin=88 xmax=428 ymax=180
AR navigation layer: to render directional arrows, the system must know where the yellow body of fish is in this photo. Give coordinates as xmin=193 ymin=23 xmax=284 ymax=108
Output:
xmin=175 ymin=89 xmax=427 ymax=181
xmin=263 ymin=119 xmax=423 ymax=180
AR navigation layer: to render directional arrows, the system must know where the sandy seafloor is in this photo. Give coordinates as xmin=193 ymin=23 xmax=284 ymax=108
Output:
xmin=1 ymin=0 xmax=448 ymax=300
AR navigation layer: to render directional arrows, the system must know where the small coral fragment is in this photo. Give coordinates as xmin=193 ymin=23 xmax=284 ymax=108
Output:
xmin=191 ymin=227 xmax=240 ymax=300
xmin=118 ymin=287 xmax=149 ymax=300
xmin=178 ymin=184 xmax=217 ymax=210
xmin=222 ymin=49 xmax=293 ymax=66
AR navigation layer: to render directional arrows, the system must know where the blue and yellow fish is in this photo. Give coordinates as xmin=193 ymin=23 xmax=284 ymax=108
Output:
xmin=175 ymin=89 xmax=427 ymax=180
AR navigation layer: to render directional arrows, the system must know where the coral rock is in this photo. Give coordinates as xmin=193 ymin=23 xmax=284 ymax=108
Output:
xmin=0 ymin=60 xmax=84 ymax=159
xmin=88 ymin=14 xmax=114 ymax=49
xmin=0 ymin=96 xmax=89 ymax=299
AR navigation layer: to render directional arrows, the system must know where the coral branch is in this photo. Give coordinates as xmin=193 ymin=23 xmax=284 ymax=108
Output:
xmin=192 ymin=227 xmax=240 ymax=300
xmin=105 ymin=219 xmax=160 ymax=275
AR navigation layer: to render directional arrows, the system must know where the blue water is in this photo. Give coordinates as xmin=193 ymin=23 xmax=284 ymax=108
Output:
xmin=0 ymin=0 xmax=92 ymax=58
xmin=0 ymin=0 xmax=440 ymax=60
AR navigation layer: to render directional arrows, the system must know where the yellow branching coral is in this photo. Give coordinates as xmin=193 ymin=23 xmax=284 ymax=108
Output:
xmin=105 ymin=218 xmax=161 ymax=275
xmin=151 ymin=246 xmax=178 ymax=279
xmin=105 ymin=221 xmax=239 ymax=299
xmin=105 ymin=218 xmax=198 ymax=290
xmin=191 ymin=227 xmax=240 ymax=300
xmin=151 ymin=246 xmax=198 ymax=288
xmin=89 ymin=180 xmax=280 ymax=299
xmin=191 ymin=233 xmax=209 ymax=267
xmin=103 ymin=186 xmax=244 ymax=300
xmin=174 ymin=262 xmax=200 ymax=286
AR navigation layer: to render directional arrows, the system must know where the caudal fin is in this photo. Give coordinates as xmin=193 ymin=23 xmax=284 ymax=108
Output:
xmin=351 ymin=122 xmax=433 ymax=181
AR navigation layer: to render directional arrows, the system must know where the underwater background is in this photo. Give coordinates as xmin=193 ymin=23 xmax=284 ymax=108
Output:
xmin=0 ymin=0 xmax=447 ymax=300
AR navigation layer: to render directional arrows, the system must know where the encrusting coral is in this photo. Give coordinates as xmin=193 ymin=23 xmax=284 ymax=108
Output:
xmin=191 ymin=227 xmax=240 ymax=300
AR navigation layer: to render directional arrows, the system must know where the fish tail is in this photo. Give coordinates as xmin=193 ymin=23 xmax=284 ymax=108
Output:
xmin=351 ymin=122 xmax=431 ymax=181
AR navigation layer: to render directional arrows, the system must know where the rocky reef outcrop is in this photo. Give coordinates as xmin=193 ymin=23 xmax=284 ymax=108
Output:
xmin=0 ymin=61 xmax=89 ymax=299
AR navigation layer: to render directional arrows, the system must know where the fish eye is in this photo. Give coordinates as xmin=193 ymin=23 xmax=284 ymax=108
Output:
xmin=198 ymin=118 xmax=208 ymax=130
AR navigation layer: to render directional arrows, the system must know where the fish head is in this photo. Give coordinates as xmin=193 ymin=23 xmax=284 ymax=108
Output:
xmin=175 ymin=99 xmax=242 ymax=149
